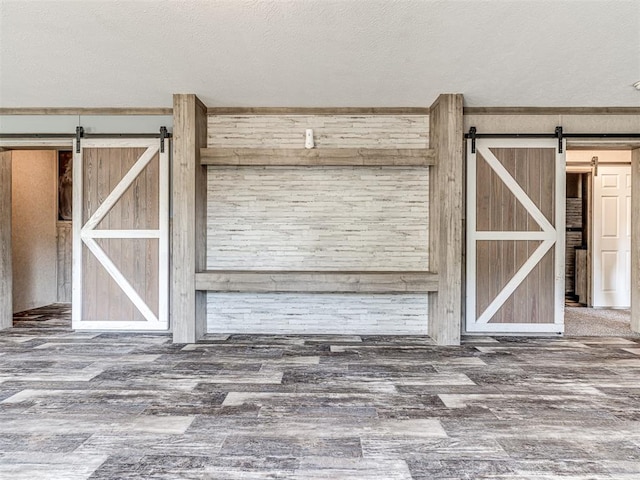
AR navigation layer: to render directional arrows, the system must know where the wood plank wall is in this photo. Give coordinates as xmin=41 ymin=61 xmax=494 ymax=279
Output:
xmin=207 ymin=115 xmax=428 ymax=148
xmin=207 ymin=293 xmax=429 ymax=335
xmin=172 ymin=94 xmax=208 ymax=343
xmin=206 ymin=167 xmax=429 ymax=270
xmin=205 ymin=113 xmax=431 ymax=335
xmin=56 ymin=222 xmax=72 ymax=302
xmin=428 ymin=94 xmax=464 ymax=345
xmin=565 ymin=196 xmax=583 ymax=293
xmin=474 ymin=147 xmax=556 ymax=324
xmin=0 ymin=151 xmax=11 ymax=329
xmin=80 ymin=147 xmax=160 ymax=321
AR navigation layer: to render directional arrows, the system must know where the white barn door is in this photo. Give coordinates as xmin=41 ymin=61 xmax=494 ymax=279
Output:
xmin=72 ymin=139 xmax=169 ymax=330
xmin=593 ymin=165 xmax=631 ymax=308
xmin=466 ymin=139 xmax=565 ymax=334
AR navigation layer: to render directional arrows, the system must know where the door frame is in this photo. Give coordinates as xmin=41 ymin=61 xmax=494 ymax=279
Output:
xmin=0 ymin=140 xmax=73 ymax=330
xmin=562 ymin=168 xmax=593 ymax=307
xmin=561 ymin=141 xmax=640 ymax=334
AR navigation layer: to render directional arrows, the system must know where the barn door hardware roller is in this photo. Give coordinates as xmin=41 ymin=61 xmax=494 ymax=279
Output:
xmin=555 ymin=126 xmax=563 ymax=153
xmin=468 ymin=127 xmax=477 ymax=154
xmin=160 ymin=126 xmax=168 ymax=153
xmin=75 ymin=126 xmax=85 ymax=153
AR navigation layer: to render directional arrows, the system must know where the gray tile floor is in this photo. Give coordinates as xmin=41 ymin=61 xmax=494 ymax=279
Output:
xmin=1 ymin=305 xmax=640 ymax=479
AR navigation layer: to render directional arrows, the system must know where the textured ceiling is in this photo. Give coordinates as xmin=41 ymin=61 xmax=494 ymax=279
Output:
xmin=0 ymin=0 xmax=639 ymax=108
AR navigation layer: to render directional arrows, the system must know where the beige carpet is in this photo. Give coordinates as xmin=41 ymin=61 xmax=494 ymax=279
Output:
xmin=564 ymin=307 xmax=639 ymax=337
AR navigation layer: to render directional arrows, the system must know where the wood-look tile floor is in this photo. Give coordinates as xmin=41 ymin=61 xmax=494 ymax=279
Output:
xmin=1 ymin=305 xmax=640 ymax=479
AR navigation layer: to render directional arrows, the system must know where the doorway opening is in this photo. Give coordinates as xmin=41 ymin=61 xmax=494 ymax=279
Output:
xmin=4 ymin=148 xmax=73 ymax=329
xmin=564 ymin=149 xmax=634 ymax=336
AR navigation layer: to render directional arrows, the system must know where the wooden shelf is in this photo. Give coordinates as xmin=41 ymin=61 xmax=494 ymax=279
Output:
xmin=200 ymin=148 xmax=436 ymax=167
xmin=195 ymin=270 xmax=438 ymax=294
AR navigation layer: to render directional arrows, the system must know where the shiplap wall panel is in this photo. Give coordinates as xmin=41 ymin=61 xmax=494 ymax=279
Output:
xmin=207 ymin=115 xmax=428 ymax=149
xmin=207 ymin=293 xmax=428 ymax=335
xmin=206 ymin=167 xmax=429 ymax=270
xmin=565 ymin=197 xmax=583 ymax=293
xmin=206 ymin=114 xmax=429 ymax=335
xmin=57 ymin=222 xmax=72 ymax=302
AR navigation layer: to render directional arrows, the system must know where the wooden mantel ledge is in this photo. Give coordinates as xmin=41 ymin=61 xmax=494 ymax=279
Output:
xmin=195 ymin=270 xmax=438 ymax=293
xmin=200 ymin=148 xmax=436 ymax=167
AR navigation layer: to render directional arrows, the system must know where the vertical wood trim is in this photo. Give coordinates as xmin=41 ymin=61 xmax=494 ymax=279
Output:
xmin=554 ymin=142 xmax=567 ymax=326
xmin=158 ymin=141 xmax=170 ymax=330
xmin=57 ymin=223 xmax=72 ymax=302
xmin=195 ymin=98 xmax=208 ymax=341
xmin=428 ymin=94 xmax=464 ymax=345
xmin=586 ymin=173 xmax=593 ymax=307
xmin=172 ymin=94 xmax=208 ymax=343
xmin=72 ymin=141 xmax=83 ymax=327
xmin=0 ymin=152 xmax=12 ymax=329
xmin=632 ymin=149 xmax=640 ymax=333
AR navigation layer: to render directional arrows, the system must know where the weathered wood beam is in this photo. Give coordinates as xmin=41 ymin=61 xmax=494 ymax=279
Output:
xmin=172 ymin=94 xmax=208 ymax=343
xmin=464 ymin=107 xmax=640 ymax=115
xmin=195 ymin=271 xmax=438 ymax=294
xmin=0 ymin=107 xmax=172 ymax=115
xmin=428 ymin=94 xmax=464 ymax=346
xmin=207 ymin=107 xmax=430 ymax=116
xmin=0 ymin=151 xmax=11 ymax=329
xmin=200 ymin=148 xmax=435 ymax=167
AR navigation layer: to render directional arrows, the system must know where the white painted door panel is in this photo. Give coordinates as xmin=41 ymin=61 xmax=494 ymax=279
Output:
xmin=593 ymin=165 xmax=631 ymax=307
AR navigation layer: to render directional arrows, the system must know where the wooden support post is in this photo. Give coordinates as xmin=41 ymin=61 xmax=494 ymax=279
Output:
xmin=172 ymin=94 xmax=208 ymax=343
xmin=0 ymin=151 xmax=12 ymax=329
xmin=632 ymin=148 xmax=640 ymax=333
xmin=428 ymin=94 xmax=464 ymax=345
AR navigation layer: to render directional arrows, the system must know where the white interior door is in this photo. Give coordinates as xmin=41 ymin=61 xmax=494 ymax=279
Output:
xmin=592 ymin=165 xmax=631 ymax=308
xmin=466 ymin=138 xmax=565 ymax=334
xmin=72 ymin=139 xmax=169 ymax=330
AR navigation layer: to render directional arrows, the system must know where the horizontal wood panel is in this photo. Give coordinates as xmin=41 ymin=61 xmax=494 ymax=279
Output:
xmin=207 ymin=115 xmax=428 ymax=149
xmin=208 ymin=107 xmax=430 ymax=115
xmin=207 ymin=292 xmax=428 ymax=335
xmin=201 ymin=148 xmax=435 ymax=166
xmin=196 ymin=271 xmax=438 ymax=293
